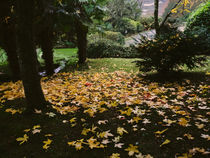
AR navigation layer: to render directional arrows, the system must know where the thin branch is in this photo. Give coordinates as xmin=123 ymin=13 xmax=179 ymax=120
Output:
xmin=159 ymin=0 xmax=182 ymax=29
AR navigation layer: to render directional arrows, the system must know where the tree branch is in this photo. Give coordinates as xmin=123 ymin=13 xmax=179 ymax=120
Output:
xmin=159 ymin=0 xmax=182 ymax=29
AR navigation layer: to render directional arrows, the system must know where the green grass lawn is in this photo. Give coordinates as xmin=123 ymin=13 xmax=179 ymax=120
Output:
xmin=1 ymin=48 xmax=210 ymax=75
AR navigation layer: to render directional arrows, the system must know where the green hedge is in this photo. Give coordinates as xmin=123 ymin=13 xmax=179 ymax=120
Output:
xmin=87 ymin=39 xmax=138 ymax=58
xmin=88 ymin=31 xmax=125 ymax=45
xmin=185 ymin=1 xmax=210 ymax=54
xmin=186 ymin=1 xmax=210 ymax=30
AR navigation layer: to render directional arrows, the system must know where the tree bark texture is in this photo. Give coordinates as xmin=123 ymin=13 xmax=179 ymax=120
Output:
xmin=36 ymin=0 xmax=54 ymax=76
xmin=0 ymin=25 xmax=20 ymax=80
xmin=75 ymin=21 xmax=88 ymax=64
xmin=154 ymin=0 xmax=160 ymax=36
xmin=40 ymin=26 xmax=54 ymax=76
xmin=16 ymin=0 xmax=46 ymax=112
xmin=0 ymin=0 xmax=20 ymax=80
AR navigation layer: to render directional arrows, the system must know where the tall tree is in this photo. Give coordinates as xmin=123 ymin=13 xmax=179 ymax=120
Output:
xmin=154 ymin=0 xmax=160 ymax=36
xmin=16 ymin=0 xmax=46 ymax=113
xmin=0 ymin=0 xmax=20 ymax=80
xmin=75 ymin=20 xmax=88 ymax=64
xmin=36 ymin=0 xmax=55 ymax=75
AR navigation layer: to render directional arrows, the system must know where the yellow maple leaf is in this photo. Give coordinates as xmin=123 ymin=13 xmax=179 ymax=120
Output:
xmin=117 ymin=127 xmax=128 ymax=136
xmin=90 ymin=125 xmax=97 ymax=133
xmin=81 ymin=128 xmax=90 ymax=135
xmin=177 ymin=153 xmax=192 ymax=158
xmin=69 ymin=117 xmax=76 ymax=123
xmin=75 ymin=142 xmax=83 ymax=150
xmin=67 ymin=141 xmax=76 ymax=146
xmin=110 ymin=153 xmax=120 ymax=158
xmin=23 ymin=129 xmax=31 ymax=133
xmin=132 ymin=116 xmax=142 ymax=123
xmin=184 ymin=134 xmax=194 ymax=140
xmin=16 ymin=134 xmax=29 ymax=145
xmin=178 ymin=118 xmax=189 ymax=126
xmin=119 ymin=108 xmax=132 ymax=116
xmin=43 ymin=139 xmax=52 ymax=150
xmin=160 ymin=139 xmax=171 ymax=147
xmin=125 ymin=144 xmax=139 ymax=156
xmin=5 ymin=108 xmax=22 ymax=115
xmin=97 ymin=130 xmax=113 ymax=138
xmin=98 ymin=107 xmax=107 ymax=113
xmin=87 ymin=137 xmax=100 ymax=149
xmin=110 ymin=101 xmax=118 ymax=107
xmin=84 ymin=108 xmax=96 ymax=117
xmin=33 ymin=125 xmax=41 ymax=129
xmin=155 ymin=128 xmax=168 ymax=135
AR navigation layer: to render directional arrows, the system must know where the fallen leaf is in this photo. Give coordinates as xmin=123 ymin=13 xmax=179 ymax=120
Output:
xmin=114 ymin=143 xmax=124 ymax=148
xmin=110 ymin=153 xmax=120 ymax=158
xmin=16 ymin=134 xmax=29 ymax=145
xmin=160 ymin=139 xmax=171 ymax=147
xmin=155 ymin=128 xmax=168 ymax=135
xmin=184 ymin=134 xmax=194 ymax=140
xmin=201 ymin=134 xmax=210 ymax=141
xmin=32 ymin=129 xmax=41 ymax=134
xmin=117 ymin=127 xmax=128 ymax=136
xmin=43 ymin=139 xmax=52 ymax=149
xmin=125 ymin=144 xmax=139 ymax=156
xmin=178 ymin=118 xmax=189 ymax=126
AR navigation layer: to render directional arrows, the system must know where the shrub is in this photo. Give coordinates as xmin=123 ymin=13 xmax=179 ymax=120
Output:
xmin=186 ymin=1 xmax=210 ymax=29
xmin=185 ymin=1 xmax=210 ymax=54
xmin=88 ymin=31 xmax=125 ymax=45
xmin=139 ymin=17 xmax=162 ymax=30
xmin=117 ymin=18 xmax=144 ymax=35
xmin=104 ymin=31 xmax=125 ymax=45
xmin=87 ymin=39 xmax=138 ymax=58
xmin=135 ymin=31 xmax=207 ymax=73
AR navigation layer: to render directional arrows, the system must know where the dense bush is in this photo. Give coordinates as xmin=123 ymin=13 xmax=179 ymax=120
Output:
xmin=116 ymin=18 xmax=143 ymax=35
xmin=139 ymin=17 xmax=162 ymax=30
xmin=88 ymin=31 xmax=125 ymax=45
xmin=135 ymin=31 xmax=207 ymax=73
xmin=185 ymin=1 xmax=210 ymax=54
xmin=186 ymin=1 xmax=210 ymax=29
xmin=104 ymin=31 xmax=125 ymax=45
xmin=139 ymin=17 xmax=155 ymax=30
xmin=87 ymin=39 xmax=138 ymax=58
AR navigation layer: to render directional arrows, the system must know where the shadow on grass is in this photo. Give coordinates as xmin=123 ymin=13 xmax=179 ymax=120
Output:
xmin=139 ymin=71 xmax=209 ymax=84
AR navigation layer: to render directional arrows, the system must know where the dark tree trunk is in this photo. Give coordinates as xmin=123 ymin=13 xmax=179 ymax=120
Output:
xmin=40 ymin=28 xmax=54 ymax=76
xmin=75 ymin=21 xmax=88 ymax=64
xmin=1 ymin=26 xmax=20 ymax=80
xmin=37 ymin=0 xmax=55 ymax=76
xmin=154 ymin=0 xmax=160 ymax=36
xmin=16 ymin=0 xmax=46 ymax=113
xmin=0 ymin=0 xmax=20 ymax=80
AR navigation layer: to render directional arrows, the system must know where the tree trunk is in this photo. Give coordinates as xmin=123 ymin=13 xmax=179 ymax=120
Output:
xmin=16 ymin=0 xmax=46 ymax=113
xmin=154 ymin=0 xmax=160 ymax=36
xmin=40 ymin=27 xmax=54 ymax=76
xmin=75 ymin=21 xmax=88 ymax=64
xmin=1 ymin=26 xmax=20 ymax=80
xmin=0 ymin=0 xmax=20 ymax=80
